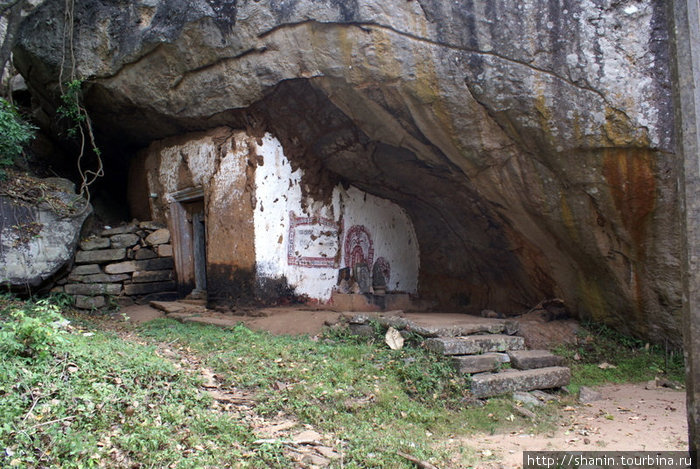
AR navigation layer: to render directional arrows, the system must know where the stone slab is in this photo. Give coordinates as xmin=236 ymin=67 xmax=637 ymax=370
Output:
xmin=349 ymin=313 xmax=506 ymax=337
xmin=123 ymin=281 xmax=176 ymax=295
xmin=132 ymin=269 xmax=174 ymax=283
xmin=156 ymin=244 xmax=173 ymax=257
xmin=65 ymin=283 xmax=122 ymax=295
xmin=135 ymin=248 xmax=157 ymax=260
xmin=71 ymin=264 xmax=101 ymax=275
xmin=425 ymin=335 xmax=525 ymax=355
xmin=453 ymin=353 xmax=504 ymax=374
xmin=470 ymin=366 xmax=571 ymax=398
xmin=80 ymin=237 xmax=110 ymax=250
xmin=104 ymin=257 xmax=173 ymax=274
xmin=69 ymin=273 xmax=130 ymax=283
xmin=150 ymin=300 xmax=186 ymax=314
xmin=101 ymin=224 xmax=137 ymax=236
xmin=74 ymin=295 xmax=106 ymax=309
xmin=110 ymin=233 xmax=140 ymax=248
xmin=508 ymin=350 xmax=566 ymax=370
xmin=75 ymin=248 xmax=126 ymax=264
xmin=139 ymin=221 xmax=166 ymax=230
xmin=146 ymin=228 xmax=170 ymax=246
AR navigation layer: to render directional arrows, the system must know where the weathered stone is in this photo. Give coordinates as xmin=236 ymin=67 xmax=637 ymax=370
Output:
xmin=578 ymin=386 xmax=603 ymax=404
xmin=349 ymin=314 xmax=371 ymax=325
xmin=71 ymin=264 xmax=101 ymax=275
xmin=132 ymin=270 xmax=174 ymax=283
xmin=348 ymin=313 xmax=505 ymax=337
xmin=101 ymin=224 xmax=137 ymax=236
xmin=348 ymin=324 xmax=375 ymax=338
xmin=115 ymin=296 xmax=135 ymax=307
xmin=530 ymin=390 xmax=557 ymax=402
xmin=301 ymin=454 xmax=330 ymax=467
xmin=123 ymin=281 xmax=176 ymax=295
xmin=0 ymin=185 xmax=91 ymax=292
xmin=79 ymin=237 xmax=110 ymax=250
xmin=149 ymin=301 xmax=186 ymax=314
xmin=49 ymin=286 xmax=64 ymax=293
xmin=71 ymin=273 xmax=130 ymax=283
xmin=512 ymin=391 xmax=544 ymax=407
xmin=105 ymin=257 xmax=174 ymax=274
xmin=65 ymin=283 xmax=122 ymax=296
xmin=504 ymin=320 xmax=520 ymax=336
xmin=139 ymin=221 xmax=166 ymax=230
xmin=425 ymin=335 xmax=525 ymax=356
xmin=134 ymin=248 xmax=157 ymax=260
xmin=470 ymin=367 xmax=571 ymax=398
xmin=508 ymin=350 xmax=566 ymax=370
xmin=74 ymin=295 xmax=106 ymax=309
xmin=75 ymin=248 xmax=126 ymax=264
xmin=110 ymin=233 xmax=140 ymax=248
xmin=145 ymin=228 xmax=170 ymax=246
xmin=453 ymin=353 xmax=503 ymax=374
xmin=156 ymin=244 xmax=173 ymax=257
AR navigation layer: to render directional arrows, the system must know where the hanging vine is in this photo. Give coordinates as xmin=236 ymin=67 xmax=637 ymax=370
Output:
xmin=57 ymin=0 xmax=103 ymax=213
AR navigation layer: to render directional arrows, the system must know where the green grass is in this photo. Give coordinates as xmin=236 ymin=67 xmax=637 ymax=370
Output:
xmin=0 ymin=297 xmax=287 ymax=468
xmin=137 ymin=319 xmax=548 ymax=467
xmin=5 ymin=294 xmax=678 ymax=468
xmin=553 ymin=321 xmax=685 ymax=394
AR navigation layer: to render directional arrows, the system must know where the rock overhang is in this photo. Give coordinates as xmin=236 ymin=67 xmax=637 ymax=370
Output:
xmin=11 ymin=0 xmax=682 ymax=344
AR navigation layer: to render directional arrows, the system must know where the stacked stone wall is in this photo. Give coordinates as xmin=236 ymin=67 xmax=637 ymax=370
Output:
xmin=52 ymin=221 xmax=175 ymax=309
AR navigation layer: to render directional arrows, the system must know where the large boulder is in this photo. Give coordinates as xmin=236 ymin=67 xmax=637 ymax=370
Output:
xmin=0 ymin=176 xmax=91 ymax=293
xmin=11 ymin=0 xmax=681 ymax=344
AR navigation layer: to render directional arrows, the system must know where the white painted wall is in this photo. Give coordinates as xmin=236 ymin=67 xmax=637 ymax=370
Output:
xmin=254 ymin=133 xmax=419 ymax=301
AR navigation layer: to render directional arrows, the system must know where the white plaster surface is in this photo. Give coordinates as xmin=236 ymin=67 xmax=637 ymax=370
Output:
xmin=146 ymin=129 xmax=419 ymax=302
xmin=254 ymin=133 xmax=419 ymax=301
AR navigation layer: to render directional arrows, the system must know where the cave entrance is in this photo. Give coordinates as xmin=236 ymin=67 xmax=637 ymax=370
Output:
xmin=168 ymin=187 xmax=207 ymax=300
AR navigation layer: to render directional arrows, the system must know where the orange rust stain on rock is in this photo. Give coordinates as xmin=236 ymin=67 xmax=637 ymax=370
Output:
xmin=602 ymin=148 xmax=656 ymax=254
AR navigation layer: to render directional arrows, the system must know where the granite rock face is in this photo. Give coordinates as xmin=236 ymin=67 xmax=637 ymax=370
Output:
xmin=0 ymin=178 xmax=91 ymax=293
xmin=11 ymin=0 xmax=681 ymax=343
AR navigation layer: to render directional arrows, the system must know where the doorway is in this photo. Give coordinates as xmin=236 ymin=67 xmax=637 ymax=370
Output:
xmin=168 ymin=187 xmax=207 ymax=299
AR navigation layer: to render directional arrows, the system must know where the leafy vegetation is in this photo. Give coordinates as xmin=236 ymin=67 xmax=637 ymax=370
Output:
xmin=0 ymin=296 xmax=285 ymax=468
xmin=0 ymin=98 xmax=36 ymax=178
xmin=57 ymin=80 xmax=87 ymax=140
xmin=553 ymin=321 xmax=685 ymax=393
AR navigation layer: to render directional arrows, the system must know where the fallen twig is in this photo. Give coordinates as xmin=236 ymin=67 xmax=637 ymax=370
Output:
xmin=29 ymin=415 xmax=76 ymax=429
xmin=397 ymin=450 xmax=439 ymax=469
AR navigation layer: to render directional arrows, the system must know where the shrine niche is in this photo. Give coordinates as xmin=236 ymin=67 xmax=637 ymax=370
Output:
xmin=344 ymin=225 xmax=374 ymax=271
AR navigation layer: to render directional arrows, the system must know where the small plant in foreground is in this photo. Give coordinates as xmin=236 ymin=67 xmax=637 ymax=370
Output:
xmin=0 ymin=298 xmax=66 ymax=358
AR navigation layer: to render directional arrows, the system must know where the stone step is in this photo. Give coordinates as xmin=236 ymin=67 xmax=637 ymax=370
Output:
xmin=470 ymin=366 xmax=571 ymax=398
xmin=453 ymin=353 xmax=509 ymax=374
xmin=348 ymin=313 xmax=510 ymax=337
xmin=507 ymin=349 xmax=566 ymax=370
xmin=425 ymin=334 xmax=525 ymax=356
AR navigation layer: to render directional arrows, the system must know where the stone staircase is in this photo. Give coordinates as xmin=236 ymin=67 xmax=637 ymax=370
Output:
xmin=349 ymin=313 xmax=570 ymax=398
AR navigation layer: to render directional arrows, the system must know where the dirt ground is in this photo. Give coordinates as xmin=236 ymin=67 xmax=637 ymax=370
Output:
xmin=121 ymin=304 xmax=689 ymax=468
xmin=454 ymin=383 xmax=687 ymax=468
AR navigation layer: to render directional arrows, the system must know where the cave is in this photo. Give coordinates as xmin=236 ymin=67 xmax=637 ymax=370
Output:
xmin=6 ymin=0 xmax=684 ymax=346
